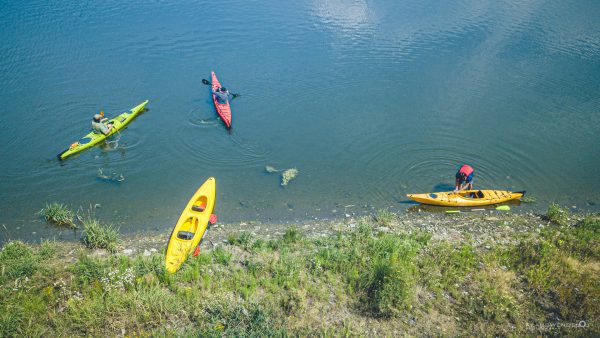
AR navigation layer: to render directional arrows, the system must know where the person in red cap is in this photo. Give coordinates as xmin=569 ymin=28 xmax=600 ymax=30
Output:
xmin=454 ymin=164 xmax=474 ymax=192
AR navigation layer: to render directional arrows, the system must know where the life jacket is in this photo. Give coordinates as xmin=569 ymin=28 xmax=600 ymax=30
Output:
xmin=457 ymin=164 xmax=473 ymax=177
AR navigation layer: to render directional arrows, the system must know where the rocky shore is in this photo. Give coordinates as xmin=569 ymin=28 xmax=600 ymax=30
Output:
xmin=117 ymin=211 xmax=548 ymax=256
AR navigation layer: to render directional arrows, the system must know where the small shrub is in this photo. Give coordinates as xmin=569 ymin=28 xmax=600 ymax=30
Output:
xmin=548 ymin=216 xmax=600 ymax=260
xmin=469 ymin=268 xmax=521 ymax=324
xmin=283 ymin=226 xmax=300 ymax=243
xmin=202 ymin=300 xmax=284 ymax=336
xmin=280 ymin=289 xmax=305 ymax=315
xmin=552 ymin=258 xmax=600 ymax=323
xmin=417 ymin=242 xmax=476 ymax=297
xmin=355 ymin=217 xmax=374 ymax=237
xmin=81 ymin=218 xmax=120 ymax=253
xmin=213 ymin=247 xmax=232 ymax=266
xmin=374 ymin=208 xmax=395 ymax=227
xmin=0 ymin=309 xmax=24 ymax=337
xmin=69 ymin=254 xmax=105 ymax=286
xmin=251 ymin=238 xmax=266 ymax=251
xmin=0 ymin=241 xmax=37 ymax=281
xmin=38 ymin=240 xmax=57 ymax=257
xmin=38 ymin=202 xmax=76 ymax=228
xmin=266 ymin=239 xmax=280 ymax=251
xmin=243 ymin=259 xmax=263 ymax=276
xmin=229 ymin=232 xmax=253 ymax=250
xmin=546 ymin=203 xmax=569 ymax=226
xmin=360 ymin=254 xmax=414 ymax=317
xmin=353 ymin=235 xmax=419 ymax=317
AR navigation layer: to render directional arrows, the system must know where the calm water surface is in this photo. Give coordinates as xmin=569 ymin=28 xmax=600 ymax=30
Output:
xmin=1 ymin=0 xmax=599 ymax=241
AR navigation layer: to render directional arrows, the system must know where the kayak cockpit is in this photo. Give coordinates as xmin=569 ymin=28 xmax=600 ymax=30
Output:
xmin=176 ymin=216 xmax=198 ymax=241
xmin=458 ymin=190 xmax=485 ymax=199
xmin=177 ymin=231 xmax=195 ymax=240
xmin=191 ymin=196 xmax=208 ymax=212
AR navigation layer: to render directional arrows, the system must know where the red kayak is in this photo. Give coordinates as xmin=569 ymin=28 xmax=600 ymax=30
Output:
xmin=210 ymin=71 xmax=232 ymax=128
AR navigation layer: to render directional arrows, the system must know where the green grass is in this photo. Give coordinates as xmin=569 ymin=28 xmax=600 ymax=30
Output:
xmin=81 ymin=217 xmax=120 ymax=253
xmin=212 ymin=246 xmax=232 ymax=266
xmin=282 ymin=226 xmax=300 ymax=243
xmin=0 ymin=212 xmax=598 ymax=336
xmin=0 ymin=241 xmax=38 ymax=282
xmin=228 ymin=231 xmax=254 ymax=250
xmin=547 ymin=203 xmax=570 ymax=226
xmin=38 ymin=202 xmax=76 ymax=228
xmin=374 ymin=208 xmax=396 ymax=227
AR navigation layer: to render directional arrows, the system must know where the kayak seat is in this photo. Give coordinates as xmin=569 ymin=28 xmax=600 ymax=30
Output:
xmin=192 ymin=205 xmax=205 ymax=212
xmin=469 ymin=191 xmax=484 ymax=198
xmin=177 ymin=231 xmax=195 ymax=240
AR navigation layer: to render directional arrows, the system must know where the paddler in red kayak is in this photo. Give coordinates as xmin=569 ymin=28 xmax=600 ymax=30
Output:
xmin=454 ymin=164 xmax=474 ymax=192
xmin=212 ymin=86 xmax=233 ymax=104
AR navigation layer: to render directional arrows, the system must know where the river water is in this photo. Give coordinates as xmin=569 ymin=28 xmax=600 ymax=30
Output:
xmin=1 ymin=0 xmax=599 ymax=241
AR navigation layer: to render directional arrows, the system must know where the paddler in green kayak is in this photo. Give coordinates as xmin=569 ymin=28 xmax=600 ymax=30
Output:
xmin=91 ymin=111 xmax=114 ymax=135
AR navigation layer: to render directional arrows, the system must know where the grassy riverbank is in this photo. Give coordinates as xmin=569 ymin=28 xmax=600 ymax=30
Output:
xmin=1 ymin=206 xmax=598 ymax=336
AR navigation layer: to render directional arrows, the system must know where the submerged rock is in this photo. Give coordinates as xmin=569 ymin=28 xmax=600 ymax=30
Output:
xmin=265 ymin=165 xmax=279 ymax=173
xmin=281 ymin=168 xmax=298 ymax=187
xmin=97 ymin=168 xmax=125 ymax=182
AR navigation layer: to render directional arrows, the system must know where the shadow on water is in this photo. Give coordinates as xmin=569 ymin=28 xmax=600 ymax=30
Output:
xmin=394 ymin=183 xmax=454 ymax=204
xmin=397 ymin=199 xmax=419 ymax=204
xmin=432 ymin=183 xmax=454 ymax=191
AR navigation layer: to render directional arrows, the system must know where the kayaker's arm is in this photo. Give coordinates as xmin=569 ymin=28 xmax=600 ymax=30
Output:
xmin=454 ymin=182 xmax=469 ymax=192
xmin=454 ymin=178 xmax=462 ymax=192
xmin=100 ymin=122 xmax=114 ymax=135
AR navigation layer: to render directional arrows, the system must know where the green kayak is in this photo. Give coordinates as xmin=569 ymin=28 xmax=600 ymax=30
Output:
xmin=57 ymin=100 xmax=149 ymax=160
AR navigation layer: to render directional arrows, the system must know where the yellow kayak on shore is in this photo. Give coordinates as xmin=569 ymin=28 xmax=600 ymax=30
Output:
xmin=165 ymin=177 xmax=216 ymax=273
xmin=406 ymin=190 xmax=525 ymax=207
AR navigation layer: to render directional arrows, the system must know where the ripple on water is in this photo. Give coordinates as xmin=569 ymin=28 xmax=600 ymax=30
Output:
xmin=342 ymin=113 xmax=546 ymax=206
xmin=164 ymin=108 xmax=267 ymax=169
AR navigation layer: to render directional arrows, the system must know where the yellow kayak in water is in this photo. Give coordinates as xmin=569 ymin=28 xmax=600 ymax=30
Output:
xmin=57 ymin=100 xmax=149 ymax=160
xmin=165 ymin=177 xmax=216 ymax=273
xmin=406 ymin=190 xmax=525 ymax=207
